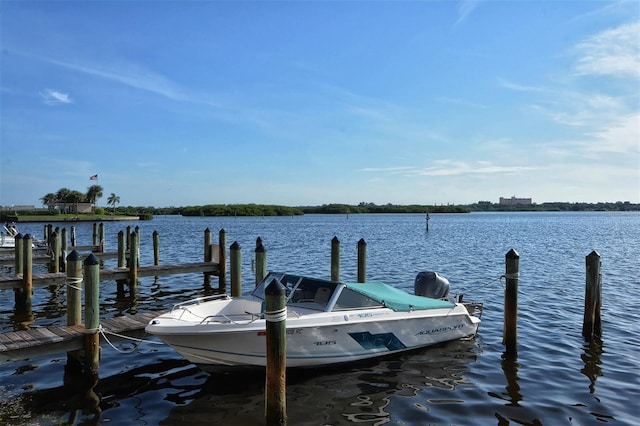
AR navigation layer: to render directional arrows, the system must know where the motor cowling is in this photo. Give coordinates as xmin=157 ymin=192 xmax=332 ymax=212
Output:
xmin=414 ymin=271 xmax=450 ymax=300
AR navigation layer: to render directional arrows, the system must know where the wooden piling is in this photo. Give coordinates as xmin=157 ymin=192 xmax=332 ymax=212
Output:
xmin=99 ymin=223 xmax=105 ymax=252
xmin=153 ymin=231 xmax=160 ymax=266
xmin=14 ymin=233 xmax=23 ymax=274
xmin=582 ymin=250 xmax=602 ymax=340
xmin=425 ymin=213 xmax=430 ymax=231
xmin=66 ymin=250 xmax=83 ymax=326
xmin=92 ymin=223 xmax=98 ymax=246
xmin=71 ymin=226 xmax=76 ymax=246
xmin=265 ymin=278 xmax=287 ymax=426
xmin=204 ymin=228 xmax=212 ymax=262
xmin=357 ymin=238 xmax=367 ymax=283
xmin=61 ymin=228 xmax=68 ymax=272
xmin=83 ymin=253 xmax=101 ymax=376
xmin=255 ymin=242 xmax=267 ymax=286
xmin=18 ymin=234 xmax=33 ymax=306
xmin=49 ymin=231 xmax=60 ymax=273
xmin=117 ymin=231 xmax=126 ymax=268
xmin=503 ymin=248 xmax=519 ymax=356
xmin=129 ymin=231 xmax=139 ymax=287
xmin=331 ymin=236 xmax=340 ymax=282
xmin=219 ymin=229 xmax=227 ymax=292
xmin=230 ymin=241 xmax=242 ymax=297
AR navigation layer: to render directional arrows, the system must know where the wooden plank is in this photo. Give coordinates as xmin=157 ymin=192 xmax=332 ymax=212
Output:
xmin=0 ymin=262 xmax=220 ymax=290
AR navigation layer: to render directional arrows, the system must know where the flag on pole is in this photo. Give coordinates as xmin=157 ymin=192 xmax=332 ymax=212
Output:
xmin=90 ymin=174 xmax=98 ymax=180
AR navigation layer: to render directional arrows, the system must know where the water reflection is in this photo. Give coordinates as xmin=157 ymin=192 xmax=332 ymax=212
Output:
xmin=580 ymin=336 xmax=604 ymax=394
xmin=164 ymin=339 xmax=479 ymax=425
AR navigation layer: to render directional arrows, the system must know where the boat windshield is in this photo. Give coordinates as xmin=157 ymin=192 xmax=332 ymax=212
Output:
xmin=252 ymin=273 xmax=339 ymax=311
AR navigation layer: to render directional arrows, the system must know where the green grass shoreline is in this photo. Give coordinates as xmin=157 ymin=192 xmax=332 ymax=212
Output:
xmin=8 ymin=215 xmax=140 ymax=223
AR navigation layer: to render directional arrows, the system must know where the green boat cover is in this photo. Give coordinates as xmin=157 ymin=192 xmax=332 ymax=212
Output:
xmin=343 ymin=282 xmax=455 ymax=312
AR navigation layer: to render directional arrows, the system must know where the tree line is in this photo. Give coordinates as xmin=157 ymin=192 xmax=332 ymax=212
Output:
xmin=39 ymin=187 xmax=121 ymax=213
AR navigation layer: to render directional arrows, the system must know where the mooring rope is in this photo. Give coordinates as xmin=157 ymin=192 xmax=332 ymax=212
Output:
xmin=96 ymin=324 xmax=165 ymax=353
xmin=65 ymin=276 xmax=84 ymax=291
xmin=460 ymin=272 xmax=520 ymax=294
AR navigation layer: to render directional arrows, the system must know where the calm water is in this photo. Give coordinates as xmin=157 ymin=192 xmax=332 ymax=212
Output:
xmin=1 ymin=212 xmax=638 ymax=425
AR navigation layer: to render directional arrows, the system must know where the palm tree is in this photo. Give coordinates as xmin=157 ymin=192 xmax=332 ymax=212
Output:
xmin=107 ymin=193 xmax=120 ymax=215
xmin=86 ymin=185 xmax=104 ymax=213
xmin=40 ymin=193 xmax=56 ymax=209
xmin=55 ymin=188 xmax=72 ymax=214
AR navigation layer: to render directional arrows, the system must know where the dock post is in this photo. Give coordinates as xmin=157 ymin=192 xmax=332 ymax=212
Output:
xmin=331 ymin=236 xmax=340 ymax=282
xmin=582 ymin=251 xmax=602 ymax=340
xmin=46 ymin=224 xmax=53 ymax=243
xmin=49 ymin=231 xmax=60 ymax=273
xmin=71 ymin=226 xmax=76 ymax=247
xmin=99 ymin=223 xmax=105 ymax=252
xmin=126 ymin=226 xmax=131 ymax=251
xmin=61 ymin=228 xmax=68 ymax=272
xmin=265 ymin=278 xmax=287 ymax=426
xmin=92 ymin=223 xmax=98 ymax=246
xmin=255 ymin=242 xmax=267 ymax=286
xmin=117 ymin=231 xmax=125 ymax=268
xmin=203 ymin=229 xmax=212 ymax=287
xmin=219 ymin=229 xmax=227 ymax=292
xmin=83 ymin=253 xmax=101 ymax=376
xmin=230 ymin=241 xmax=242 ymax=297
xmin=116 ymin=231 xmax=126 ymax=297
xmin=13 ymin=233 xmax=23 ymax=275
xmin=153 ymin=231 xmax=160 ymax=266
xmin=357 ymin=238 xmax=367 ymax=283
xmin=129 ymin=231 xmax=139 ymax=288
xmin=66 ymin=250 xmax=83 ymax=326
xmin=16 ymin=234 xmax=33 ymax=307
xmin=503 ymin=249 xmax=520 ymax=356
xmin=425 ymin=213 xmax=430 ymax=231
xmin=14 ymin=234 xmax=34 ymax=328
xmin=204 ymin=228 xmax=212 ymax=262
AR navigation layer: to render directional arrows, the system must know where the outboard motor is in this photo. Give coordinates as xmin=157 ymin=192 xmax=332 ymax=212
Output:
xmin=414 ymin=271 xmax=450 ymax=300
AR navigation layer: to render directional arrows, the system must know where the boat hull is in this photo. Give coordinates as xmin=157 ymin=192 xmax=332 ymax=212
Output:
xmin=146 ymin=301 xmax=479 ymax=368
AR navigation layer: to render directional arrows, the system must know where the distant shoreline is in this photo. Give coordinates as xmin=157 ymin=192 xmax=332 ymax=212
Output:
xmin=10 ymin=216 xmax=140 ymax=223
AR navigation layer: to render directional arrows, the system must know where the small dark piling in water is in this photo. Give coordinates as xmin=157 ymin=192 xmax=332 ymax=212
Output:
xmin=582 ymin=250 xmax=602 ymax=340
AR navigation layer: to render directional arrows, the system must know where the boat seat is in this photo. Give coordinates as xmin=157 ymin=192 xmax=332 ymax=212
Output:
xmin=314 ymin=287 xmax=331 ymax=305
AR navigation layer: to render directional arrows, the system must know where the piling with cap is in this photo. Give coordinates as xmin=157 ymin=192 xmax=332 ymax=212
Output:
xmin=129 ymin=231 xmax=138 ymax=287
xmin=582 ymin=250 xmax=602 ymax=340
xmin=66 ymin=250 xmax=83 ymax=326
xmin=255 ymin=241 xmax=267 ymax=286
xmin=83 ymin=253 xmax=101 ymax=376
xmin=503 ymin=248 xmax=519 ymax=356
xmin=230 ymin=241 xmax=242 ymax=297
xmin=219 ymin=229 xmax=227 ymax=292
xmin=265 ymin=278 xmax=287 ymax=426
xmin=357 ymin=238 xmax=367 ymax=283
xmin=331 ymin=236 xmax=340 ymax=282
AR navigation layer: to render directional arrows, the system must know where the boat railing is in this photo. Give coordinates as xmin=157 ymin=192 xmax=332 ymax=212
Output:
xmin=200 ymin=312 xmax=261 ymax=325
xmin=463 ymin=301 xmax=484 ymax=319
xmin=171 ymin=294 xmax=230 ymax=312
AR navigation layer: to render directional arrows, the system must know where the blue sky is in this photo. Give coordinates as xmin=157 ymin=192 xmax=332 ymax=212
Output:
xmin=1 ymin=1 xmax=638 ymax=208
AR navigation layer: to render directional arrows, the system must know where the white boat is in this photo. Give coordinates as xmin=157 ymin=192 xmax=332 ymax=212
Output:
xmin=146 ymin=272 xmax=482 ymax=370
xmin=0 ymin=224 xmax=19 ymax=248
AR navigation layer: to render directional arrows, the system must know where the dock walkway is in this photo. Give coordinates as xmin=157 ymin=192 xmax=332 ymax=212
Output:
xmin=0 ymin=262 xmax=220 ymax=290
xmin=0 ymin=311 xmax=162 ymax=361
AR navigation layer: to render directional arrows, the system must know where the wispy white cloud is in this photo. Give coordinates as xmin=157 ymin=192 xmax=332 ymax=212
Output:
xmin=498 ymin=78 xmax=544 ymax=92
xmin=573 ymin=22 xmax=640 ymax=79
xmin=413 ymin=160 xmax=536 ymax=177
xmin=359 ymin=160 xmax=536 ymax=177
xmin=583 ymin=112 xmax=640 ymax=154
xmin=454 ymin=0 xmax=480 ymax=27
xmin=41 ymin=89 xmax=72 ymax=105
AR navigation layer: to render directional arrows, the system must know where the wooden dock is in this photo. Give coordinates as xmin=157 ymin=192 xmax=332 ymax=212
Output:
xmin=0 ymin=262 xmax=220 ymax=290
xmin=0 ymin=311 xmax=161 ymax=362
